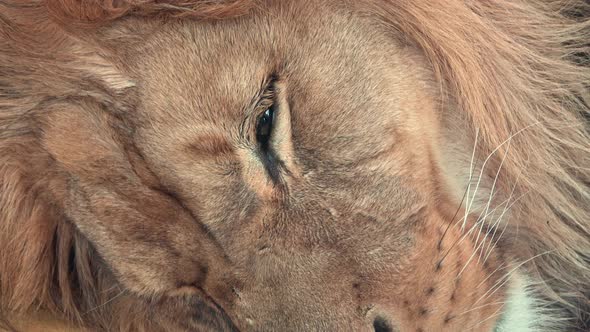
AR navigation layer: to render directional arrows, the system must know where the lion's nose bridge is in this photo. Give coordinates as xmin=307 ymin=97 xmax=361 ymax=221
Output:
xmin=234 ymin=246 xmax=395 ymax=331
xmin=229 ymin=203 xmax=415 ymax=331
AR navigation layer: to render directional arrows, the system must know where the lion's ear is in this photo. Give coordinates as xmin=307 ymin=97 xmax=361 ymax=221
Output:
xmin=0 ymin=104 xmax=126 ymax=327
xmin=40 ymin=100 xmax=237 ymax=299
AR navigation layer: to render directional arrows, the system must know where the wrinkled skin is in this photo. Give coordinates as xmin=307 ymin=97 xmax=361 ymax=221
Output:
xmin=34 ymin=1 xmax=510 ymax=331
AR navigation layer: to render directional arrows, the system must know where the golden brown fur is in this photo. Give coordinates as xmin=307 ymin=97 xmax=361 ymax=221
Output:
xmin=0 ymin=0 xmax=588 ymax=331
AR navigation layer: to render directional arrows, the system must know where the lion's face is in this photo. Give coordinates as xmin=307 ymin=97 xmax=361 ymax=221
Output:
xmin=39 ymin=2 xmax=511 ymax=331
xmin=4 ymin=0 xmax=589 ymax=331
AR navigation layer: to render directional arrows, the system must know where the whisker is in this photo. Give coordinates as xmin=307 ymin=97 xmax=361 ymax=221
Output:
xmin=474 ymin=262 xmax=509 ymax=289
xmin=439 ymin=123 xmax=542 ymax=271
xmin=100 ymin=284 xmax=122 ymax=294
xmin=481 ymin=163 xmax=525 ymax=262
xmin=474 ymin=250 xmax=554 ymax=306
xmin=455 ymin=228 xmax=491 ymax=279
xmin=438 ymin=181 xmax=470 ymax=251
xmin=440 ymin=195 xmax=513 ymax=273
xmin=482 ymin=191 xmax=530 ymax=264
xmin=455 ymin=300 xmax=507 ymax=317
xmin=463 ymin=122 xmax=540 ymax=229
xmin=466 ymin=306 xmax=504 ymax=331
xmin=476 ymin=139 xmax=512 ymax=263
xmin=84 ymin=289 xmax=127 ymax=315
xmin=462 ymin=128 xmax=480 ymax=230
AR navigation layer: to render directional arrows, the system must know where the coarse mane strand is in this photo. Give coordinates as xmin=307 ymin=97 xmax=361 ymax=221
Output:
xmin=0 ymin=0 xmax=589 ymax=331
xmin=365 ymin=0 xmax=590 ymax=328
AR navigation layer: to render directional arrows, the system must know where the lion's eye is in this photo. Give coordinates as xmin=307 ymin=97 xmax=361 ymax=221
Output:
xmin=256 ymin=106 xmax=274 ymax=149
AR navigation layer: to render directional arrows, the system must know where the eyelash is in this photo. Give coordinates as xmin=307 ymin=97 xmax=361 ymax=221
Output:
xmin=253 ymin=79 xmax=277 ymax=147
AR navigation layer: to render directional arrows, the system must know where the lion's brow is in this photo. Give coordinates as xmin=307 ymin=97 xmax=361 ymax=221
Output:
xmin=186 ymin=133 xmax=235 ymax=158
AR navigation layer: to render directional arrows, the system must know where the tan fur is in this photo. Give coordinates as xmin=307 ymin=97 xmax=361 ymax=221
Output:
xmin=10 ymin=312 xmax=85 ymax=332
xmin=0 ymin=0 xmax=588 ymax=331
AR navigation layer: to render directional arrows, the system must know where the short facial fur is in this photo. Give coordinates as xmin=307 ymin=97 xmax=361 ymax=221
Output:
xmin=0 ymin=0 xmax=589 ymax=331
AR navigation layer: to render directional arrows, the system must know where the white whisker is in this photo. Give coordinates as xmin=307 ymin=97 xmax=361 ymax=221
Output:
xmin=482 ymin=191 xmax=530 ymax=263
xmin=463 ymin=122 xmax=540 ymax=230
xmin=84 ymin=289 xmax=126 ymax=315
xmin=481 ymin=163 xmax=526 ymax=262
xmin=462 ymin=128 xmax=480 ymax=230
xmin=474 ymin=251 xmax=554 ymax=306
xmin=450 ymin=196 xmax=515 ymax=278
xmin=475 ymin=262 xmax=509 ymax=289
xmin=466 ymin=306 xmax=504 ymax=331
xmin=476 ymin=139 xmax=512 ymax=263
xmin=456 ymin=300 xmax=507 ymax=317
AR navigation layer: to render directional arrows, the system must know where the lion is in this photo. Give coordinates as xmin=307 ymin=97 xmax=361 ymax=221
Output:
xmin=0 ymin=0 xmax=588 ymax=331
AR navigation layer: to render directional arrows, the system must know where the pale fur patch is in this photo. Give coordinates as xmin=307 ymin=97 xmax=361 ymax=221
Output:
xmin=71 ymin=46 xmax=135 ymax=92
xmin=494 ymin=273 xmax=558 ymax=332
